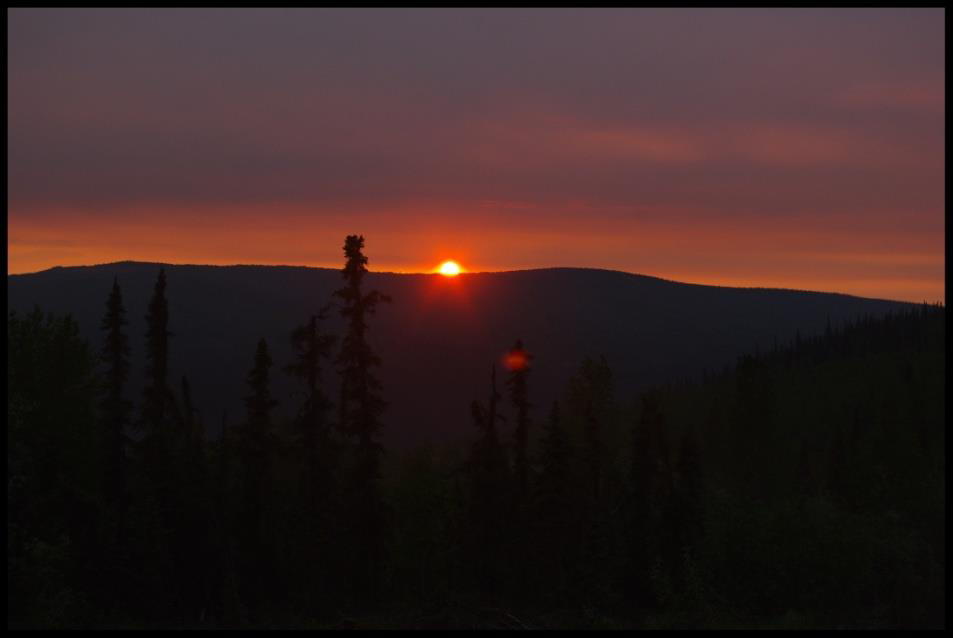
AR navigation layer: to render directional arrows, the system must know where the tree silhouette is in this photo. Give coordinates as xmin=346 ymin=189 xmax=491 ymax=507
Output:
xmin=141 ymin=268 xmax=172 ymax=434
xmin=333 ymin=235 xmax=391 ymax=605
xmin=286 ymin=309 xmax=337 ymax=499
xmin=8 ymin=309 xmax=100 ymax=627
xmin=7 ymin=260 xmax=947 ymax=628
xmin=465 ymin=364 xmax=511 ymax=599
xmin=285 ymin=310 xmax=339 ymax=609
xmin=132 ymin=267 xmax=187 ymax=619
xmin=503 ymin=339 xmax=533 ymax=597
xmin=566 ymin=356 xmax=614 ymax=504
xmin=177 ymin=373 xmax=212 ymax=620
xmin=672 ymin=424 xmax=704 ymax=592
xmin=210 ymin=409 xmax=246 ymax=625
xmin=536 ymin=401 xmax=571 ymax=519
xmin=532 ymin=401 xmax=575 ymax=604
xmin=563 ymin=356 xmax=616 ymax=606
xmin=244 ymin=339 xmax=278 ymax=437
xmin=627 ymin=391 xmax=672 ymax=608
xmin=99 ymin=278 xmax=131 ymax=540
xmin=505 ymin=339 xmax=532 ymax=501
xmin=237 ymin=338 xmax=279 ymax=618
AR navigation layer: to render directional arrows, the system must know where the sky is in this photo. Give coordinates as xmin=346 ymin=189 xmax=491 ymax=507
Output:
xmin=7 ymin=8 xmax=945 ymax=302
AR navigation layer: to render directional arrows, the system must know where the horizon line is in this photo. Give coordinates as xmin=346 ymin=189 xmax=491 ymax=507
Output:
xmin=7 ymin=259 xmax=942 ymax=307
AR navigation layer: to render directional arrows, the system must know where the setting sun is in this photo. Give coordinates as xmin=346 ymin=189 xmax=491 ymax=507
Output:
xmin=438 ymin=260 xmax=462 ymax=276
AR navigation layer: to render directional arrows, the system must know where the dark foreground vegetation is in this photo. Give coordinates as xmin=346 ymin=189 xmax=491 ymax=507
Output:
xmin=8 ymin=236 xmax=945 ymax=629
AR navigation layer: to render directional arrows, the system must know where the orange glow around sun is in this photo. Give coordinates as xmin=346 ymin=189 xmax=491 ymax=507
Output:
xmin=438 ymin=260 xmax=462 ymax=276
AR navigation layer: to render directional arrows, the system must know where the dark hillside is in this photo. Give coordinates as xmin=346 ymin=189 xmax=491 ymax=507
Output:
xmin=8 ymin=262 xmax=914 ymax=447
xmin=7 ymin=269 xmax=942 ymax=628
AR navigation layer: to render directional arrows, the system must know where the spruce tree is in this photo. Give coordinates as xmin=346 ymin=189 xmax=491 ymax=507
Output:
xmin=99 ymin=277 xmax=131 ymax=537
xmin=286 ymin=310 xmax=336 ymax=495
xmin=564 ymin=356 xmax=616 ymax=605
xmin=134 ymin=267 xmax=183 ymax=618
xmin=536 ymin=402 xmax=571 ymax=513
xmin=179 ymin=374 xmax=212 ymax=619
xmin=466 ymin=364 xmax=511 ymax=599
xmin=566 ymin=356 xmax=614 ymax=504
xmin=212 ymin=409 xmax=245 ymax=625
xmin=142 ymin=268 xmax=172 ymax=434
xmin=285 ymin=310 xmax=338 ymax=608
xmin=333 ymin=235 xmax=390 ymax=605
xmin=532 ymin=401 xmax=574 ymax=603
xmin=505 ymin=339 xmax=532 ymax=501
xmin=244 ymin=340 xmax=277 ymax=433
xmin=238 ymin=338 xmax=278 ymax=616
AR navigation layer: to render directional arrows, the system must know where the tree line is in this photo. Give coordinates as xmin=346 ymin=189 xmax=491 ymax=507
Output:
xmin=7 ymin=236 xmax=945 ymax=628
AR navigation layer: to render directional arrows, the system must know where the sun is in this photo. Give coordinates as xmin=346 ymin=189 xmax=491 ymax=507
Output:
xmin=438 ymin=260 xmax=462 ymax=276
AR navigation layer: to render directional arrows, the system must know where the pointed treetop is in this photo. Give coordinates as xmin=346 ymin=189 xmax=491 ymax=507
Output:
xmin=342 ymin=235 xmax=368 ymax=281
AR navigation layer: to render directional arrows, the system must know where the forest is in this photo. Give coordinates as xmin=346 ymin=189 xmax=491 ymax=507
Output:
xmin=7 ymin=235 xmax=946 ymax=629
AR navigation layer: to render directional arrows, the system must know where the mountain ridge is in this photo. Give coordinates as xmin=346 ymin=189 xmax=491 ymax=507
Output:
xmin=8 ymin=261 xmax=915 ymax=448
xmin=9 ymin=260 xmax=911 ymax=305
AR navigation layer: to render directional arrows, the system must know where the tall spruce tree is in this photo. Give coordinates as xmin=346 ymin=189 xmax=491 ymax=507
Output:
xmin=536 ymin=402 xmax=571 ymax=517
xmin=99 ymin=277 xmax=131 ymax=537
xmin=238 ymin=338 xmax=279 ymax=617
xmin=566 ymin=356 xmax=614 ymax=504
xmin=286 ymin=310 xmax=336 ymax=495
xmin=505 ymin=339 xmax=532 ymax=501
xmin=466 ymin=364 xmax=511 ymax=599
xmin=179 ymin=374 xmax=212 ymax=620
xmin=141 ymin=268 xmax=172 ymax=434
xmin=504 ymin=339 xmax=534 ymax=599
xmin=285 ymin=310 xmax=338 ymax=608
xmin=333 ymin=235 xmax=391 ymax=605
xmin=133 ymin=267 xmax=185 ymax=619
xmin=563 ymin=356 xmax=616 ymax=605
xmin=212 ymin=409 xmax=245 ymax=625
xmin=532 ymin=401 xmax=574 ymax=603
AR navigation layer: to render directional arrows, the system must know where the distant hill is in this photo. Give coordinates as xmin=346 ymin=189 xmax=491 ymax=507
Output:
xmin=7 ymin=262 xmax=914 ymax=448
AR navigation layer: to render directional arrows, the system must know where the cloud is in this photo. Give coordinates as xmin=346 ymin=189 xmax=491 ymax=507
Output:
xmin=6 ymin=8 xmax=945 ymax=302
xmin=832 ymin=80 xmax=945 ymax=114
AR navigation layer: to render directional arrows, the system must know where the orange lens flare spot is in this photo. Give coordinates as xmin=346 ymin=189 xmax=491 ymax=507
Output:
xmin=504 ymin=349 xmax=529 ymax=371
xmin=438 ymin=260 xmax=461 ymax=276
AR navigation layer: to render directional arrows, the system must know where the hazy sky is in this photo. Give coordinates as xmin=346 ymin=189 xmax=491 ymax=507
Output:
xmin=8 ymin=8 xmax=945 ymax=301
